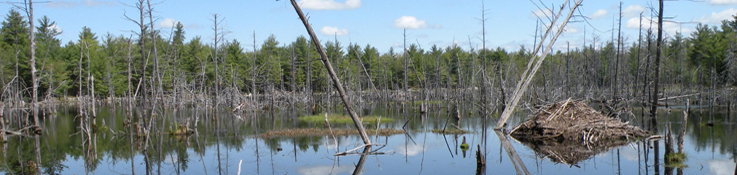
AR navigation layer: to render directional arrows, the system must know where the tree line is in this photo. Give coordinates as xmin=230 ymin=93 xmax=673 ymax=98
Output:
xmin=1 ymin=8 xmax=736 ymax=106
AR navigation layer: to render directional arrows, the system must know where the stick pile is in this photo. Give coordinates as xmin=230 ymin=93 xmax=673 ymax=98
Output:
xmin=510 ymin=99 xmax=649 ymax=147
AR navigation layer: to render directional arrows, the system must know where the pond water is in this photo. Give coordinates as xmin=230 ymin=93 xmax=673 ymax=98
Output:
xmin=1 ymin=103 xmax=736 ymax=175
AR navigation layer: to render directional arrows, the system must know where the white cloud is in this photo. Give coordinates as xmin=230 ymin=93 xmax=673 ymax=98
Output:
xmin=564 ymin=25 xmax=580 ymax=33
xmin=622 ymin=5 xmax=646 ymax=18
xmin=393 ymin=16 xmax=428 ymax=29
xmin=531 ymin=9 xmax=554 ymax=19
xmin=297 ymin=165 xmax=353 ymax=175
xmin=396 ymin=144 xmax=424 ymax=156
xmin=159 ymin=18 xmax=179 ymax=29
xmin=48 ymin=24 xmax=63 ymax=34
xmin=709 ymin=0 xmax=737 ymax=5
xmin=157 ymin=18 xmax=200 ymax=29
xmin=626 ymin=17 xmax=693 ymax=35
xmin=46 ymin=0 xmax=116 ymax=8
xmin=707 ymin=159 xmax=736 ymax=175
xmin=319 ymin=26 xmax=349 ymax=36
xmin=590 ymin=9 xmax=609 ymax=20
xmin=297 ymin=0 xmax=361 ymax=10
xmin=625 ymin=17 xmax=650 ymax=29
xmin=694 ymin=8 xmax=737 ymax=24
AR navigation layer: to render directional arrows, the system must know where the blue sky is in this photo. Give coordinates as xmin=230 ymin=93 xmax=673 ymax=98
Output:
xmin=2 ymin=0 xmax=736 ymax=53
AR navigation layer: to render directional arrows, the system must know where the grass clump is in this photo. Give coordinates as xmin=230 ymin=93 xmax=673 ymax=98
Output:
xmin=260 ymin=128 xmax=405 ymax=138
xmin=665 ymin=152 xmax=687 ymax=168
xmin=299 ymin=113 xmax=394 ymax=125
xmin=431 ymin=128 xmax=469 ymax=134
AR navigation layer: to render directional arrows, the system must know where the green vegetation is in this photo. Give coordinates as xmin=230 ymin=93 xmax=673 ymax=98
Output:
xmin=431 ymin=128 xmax=469 ymax=134
xmin=665 ymin=152 xmax=687 ymax=168
xmin=299 ymin=113 xmax=394 ymax=125
xmin=0 ymin=8 xmax=734 ymax=102
xmin=259 ymin=128 xmax=405 ymax=138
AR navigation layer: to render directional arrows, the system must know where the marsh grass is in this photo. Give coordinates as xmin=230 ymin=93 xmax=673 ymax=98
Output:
xmin=665 ymin=152 xmax=687 ymax=168
xmin=299 ymin=113 xmax=394 ymax=125
xmin=431 ymin=128 xmax=469 ymax=134
xmin=259 ymin=128 xmax=405 ymax=138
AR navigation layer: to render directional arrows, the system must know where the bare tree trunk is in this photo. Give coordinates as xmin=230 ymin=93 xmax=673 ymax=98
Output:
xmin=481 ymin=0 xmax=488 ymax=113
xmin=614 ymin=2 xmax=622 ymax=99
xmin=252 ymin=31 xmax=257 ymax=104
xmin=291 ymin=47 xmax=296 ymax=108
xmin=289 ymin=0 xmax=371 ymax=145
xmin=651 ymin=0 xmax=663 ymax=123
xmin=212 ymin=14 xmax=222 ymax=108
xmin=26 ymin=1 xmax=43 ymax=174
xmin=495 ymin=0 xmax=581 ymax=130
xmin=138 ymin=0 xmax=147 ymax=108
xmin=403 ymin=29 xmax=409 ymax=102
xmin=126 ymin=36 xmax=134 ymax=115
xmin=147 ymin=0 xmax=161 ymax=107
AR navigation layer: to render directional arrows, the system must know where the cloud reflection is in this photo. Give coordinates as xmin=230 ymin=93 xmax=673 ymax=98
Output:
xmin=708 ymin=159 xmax=736 ymax=175
xmin=396 ymin=144 xmax=424 ymax=156
xmin=297 ymin=165 xmax=353 ymax=175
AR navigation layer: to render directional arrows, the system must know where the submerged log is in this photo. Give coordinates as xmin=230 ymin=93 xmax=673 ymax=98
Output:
xmin=510 ymin=99 xmax=650 ymax=147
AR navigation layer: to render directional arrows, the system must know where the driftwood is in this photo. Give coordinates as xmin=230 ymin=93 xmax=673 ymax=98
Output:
xmin=510 ymin=100 xmax=649 ymax=147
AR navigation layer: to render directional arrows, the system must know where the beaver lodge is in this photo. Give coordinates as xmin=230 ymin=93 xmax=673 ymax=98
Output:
xmin=509 ymin=99 xmax=651 ymax=166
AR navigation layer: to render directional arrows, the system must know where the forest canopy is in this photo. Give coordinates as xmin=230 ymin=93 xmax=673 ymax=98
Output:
xmin=0 ymin=9 xmax=736 ymax=101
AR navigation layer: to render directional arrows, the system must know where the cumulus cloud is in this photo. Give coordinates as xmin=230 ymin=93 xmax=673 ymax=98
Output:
xmin=709 ymin=0 xmax=737 ymax=5
xmin=590 ymin=9 xmax=608 ymax=20
xmin=393 ymin=16 xmax=428 ymax=29
xmin=626 ymin=17 xmax=692 ymax=35
xmin=157 ymin=18 xmax=200 ymax=29
xmin=159 ymin=18 xmax=179 ymax=29
xmin=396 ymin=144 xmax=424 ymax=156
xmin=531 ymin=9 xmax=554 ymax=19
xmin=297 ymin=0 xmax=361 ymax=10
xmin=46 ymin=0 xmax=116 ymax=8
xmin=319 ymin=26 xmax=349 ymax=36
xmin=707 ymin=159 xmax=736 ymax=175
xmin=48 ymin=24 xmax=63 ymax=34
xmin=622 ymin=5 xmax=646 ymax=18
xmin=694 ymin=8 xmax=737 ymax=24
xmin=297 ymin=165 xmax=353 ymax=175
xmin=564 ymin=25 xmax=580 ymax=33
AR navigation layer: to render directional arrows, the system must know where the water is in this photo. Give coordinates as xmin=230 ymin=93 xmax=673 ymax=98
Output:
xmin=1 ymin=103 xmax=735 ymax=175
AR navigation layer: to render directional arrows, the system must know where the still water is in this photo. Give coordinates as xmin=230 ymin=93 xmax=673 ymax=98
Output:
xmin=2 ymin=103 xmax=735 ymax=175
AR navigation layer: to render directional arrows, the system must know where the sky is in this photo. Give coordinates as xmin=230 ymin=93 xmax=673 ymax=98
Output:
xmin=1 ymin=0 xmax=736 ymax=54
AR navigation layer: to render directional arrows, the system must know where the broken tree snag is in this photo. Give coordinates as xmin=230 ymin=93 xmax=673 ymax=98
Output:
xmin=495 ymin=0 xmax=583 ymax=130
xmin=288 ymin=0 xmax=371 ymax=145
xmin=510 ymin=100 xmax=650 ymax=147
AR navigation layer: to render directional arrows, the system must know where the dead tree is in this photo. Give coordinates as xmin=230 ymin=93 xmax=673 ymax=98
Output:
xmin=614 ymin=2 xmax=622 ymax=99
xmin=650 ymin=0 xmax=664 ymax=124
xmin=495 ymin=0 xmax=582 ymax=130
xmin=146 ymin=0 xmax=162 ymax=106
xmin=403 ymin=29 xmax=409 ymax=102
xmin=288 ymin=0 xmax=371 ymax=145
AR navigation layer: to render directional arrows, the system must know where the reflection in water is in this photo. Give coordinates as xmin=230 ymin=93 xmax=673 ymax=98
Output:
xmin=495 ymin=130 xmax=530 ymax=175
xmin=297 ymin=165 xmax=353 ymax=175
xmin=707 ymin=159 xmax=736 ymax=175
xmin=396 ymin=143 xmax=424 ymax=156
xmin=0 ymin=104 xmax=734 ymax=174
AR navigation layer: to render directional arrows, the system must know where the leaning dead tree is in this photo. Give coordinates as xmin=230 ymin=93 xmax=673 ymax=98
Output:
xmin=288 ymin=0 xmax=371 ymax=145
xmin=495 ymin=0 xmax=582 ymax=130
